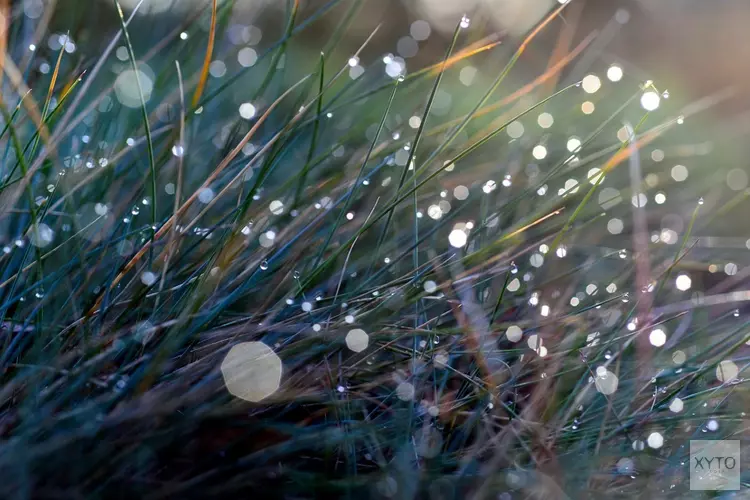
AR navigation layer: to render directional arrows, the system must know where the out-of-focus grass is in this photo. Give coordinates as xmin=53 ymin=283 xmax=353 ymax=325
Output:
xmin=0 ymin=1 xmax=748 ymax=498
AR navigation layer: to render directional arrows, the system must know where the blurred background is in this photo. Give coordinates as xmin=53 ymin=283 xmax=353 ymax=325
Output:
xmin=65 ymin=0 xmax=750 ymax=110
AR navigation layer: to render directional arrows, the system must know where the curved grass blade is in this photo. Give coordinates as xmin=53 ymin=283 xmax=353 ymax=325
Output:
xmin=114 ymin=0 xmax=157 ymax=237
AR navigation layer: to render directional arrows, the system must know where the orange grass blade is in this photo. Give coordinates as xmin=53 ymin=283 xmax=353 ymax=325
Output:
xmin=191 ymin=0 xmax=218 ymax=109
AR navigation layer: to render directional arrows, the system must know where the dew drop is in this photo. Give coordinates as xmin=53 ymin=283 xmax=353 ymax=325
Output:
xmin=345 ymin=329 xmax=369 ymax=353
xmin=396 ymin=381 xmax=415 ymax=400
xmin=647 ymin=432 xmax=663 ymax=449
xmin=141 ymin=271 xmax=157 ymax=286
xmin=220 ymin=342 xmax=282 ymax=402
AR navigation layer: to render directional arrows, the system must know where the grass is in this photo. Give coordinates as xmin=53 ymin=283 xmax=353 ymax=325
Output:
xmin=0 ymin=0 xmax=748 ymax=498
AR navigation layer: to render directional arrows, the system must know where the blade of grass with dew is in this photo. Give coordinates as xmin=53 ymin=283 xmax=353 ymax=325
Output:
xmin=114 ymin=0 xmax=157 ymax=243
xmin=293 ymin=53 xmax=325 ymax=209
xmin=310 ymin=82 xmax=399 ymax=273
xmin=367 ymin=22 xmax=464 ymax=279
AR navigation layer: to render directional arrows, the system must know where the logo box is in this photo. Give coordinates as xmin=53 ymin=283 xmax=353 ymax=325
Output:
xmin=689 ymin=440 xmax=740 ymax=491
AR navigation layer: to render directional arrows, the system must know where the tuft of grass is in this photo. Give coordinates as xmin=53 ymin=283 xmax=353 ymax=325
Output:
xmin=0 ymin=1 xmax=748 ymax=498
